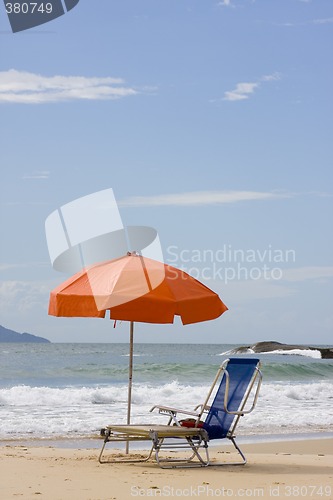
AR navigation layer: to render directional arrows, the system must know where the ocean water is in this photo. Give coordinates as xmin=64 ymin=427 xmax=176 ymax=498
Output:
xmin=0 ymin=343 xmax=332 ymax=442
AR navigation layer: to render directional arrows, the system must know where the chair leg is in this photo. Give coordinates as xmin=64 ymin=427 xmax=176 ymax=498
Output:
xmin=153 ymin=436 xmax=210 ymax=468
xmin=229 ymin=436 xmax=247 ymax=465
xmin=98 ymin=439 xmax=107 ymax=463
xmin=98 ymin=435 xmax=154 ymax=464
xmin=207 ymin=436 xmax=247 ymax=467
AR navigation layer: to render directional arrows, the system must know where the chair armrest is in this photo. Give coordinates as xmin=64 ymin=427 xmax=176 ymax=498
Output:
xmin=150 ymin=405 xmax=200 ymax=417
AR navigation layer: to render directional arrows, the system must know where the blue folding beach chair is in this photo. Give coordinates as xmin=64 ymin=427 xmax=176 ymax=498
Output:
xmin=99 ymin=358 xmax=262 ymax=468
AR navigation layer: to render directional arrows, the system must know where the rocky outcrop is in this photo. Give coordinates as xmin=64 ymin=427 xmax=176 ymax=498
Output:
xmin=232 ymin=341 xmax=333 ymax=359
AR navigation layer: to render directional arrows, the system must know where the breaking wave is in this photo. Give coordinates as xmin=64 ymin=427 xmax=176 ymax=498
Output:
xmin=0 ymin=379 xmax=333 ymax=440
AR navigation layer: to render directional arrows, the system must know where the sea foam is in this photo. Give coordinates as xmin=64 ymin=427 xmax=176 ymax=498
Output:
xmin=1 ymin=380 xmax=332 ymax=440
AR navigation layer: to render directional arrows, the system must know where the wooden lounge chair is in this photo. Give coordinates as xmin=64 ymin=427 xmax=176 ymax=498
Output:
xmin=99 ymin=358 xmax=262 ymax=468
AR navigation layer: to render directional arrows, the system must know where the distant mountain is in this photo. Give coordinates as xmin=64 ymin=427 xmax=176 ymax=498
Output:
xmin=0 ymin=325 xmax=51 ymax=343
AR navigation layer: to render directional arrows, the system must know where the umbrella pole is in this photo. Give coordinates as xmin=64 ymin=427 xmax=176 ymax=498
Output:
xmin=126 ymin=321 xmax=134 ymax=454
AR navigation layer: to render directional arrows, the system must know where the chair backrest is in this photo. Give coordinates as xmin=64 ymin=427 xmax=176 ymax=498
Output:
xmin=202 ymin=358 xmax=261 ymax=440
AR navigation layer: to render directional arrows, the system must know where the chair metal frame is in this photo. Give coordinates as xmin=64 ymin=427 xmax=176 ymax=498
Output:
xmin=99 ymin=358 xmax=262 ymax=468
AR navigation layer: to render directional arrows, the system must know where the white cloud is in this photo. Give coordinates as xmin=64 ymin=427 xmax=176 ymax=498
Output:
xmin=261 ymin=72 xmax=281 ymax=82
xmin=0 ymin=280 xmax=50 ymax=313
xmin=0 ymin=262 xmax=48 ymax=272
xmin=0 ymin=265 xmax=14 ymax=272
xmin=222 ymin=72 xmax=281 ymax=102
xmin=2 ymin=201 xmax=49 ymax=206
xmin=223 ymin=82 xmax=259 ymax=101
xmin=220 ymin=279 xmax=296 ymax=303
xmin=278 ymin=17 xmax=333 ymax=27
xmin=281 ymin=266 xmax=333 ymax=282
xmin=217 ymin=0 xmax=233 ymax=7
xmin=119 ymin=190 xmax=292 ymax=208
xmin=22 ymin=171 xmax=50 ymax=179
xmin=0 ymin=69 xmax=139 ymax=104
xmin=313 ymin=17 xmax=333 ymax=25
xmin=206 ymin=266 xmax=333 ymax=305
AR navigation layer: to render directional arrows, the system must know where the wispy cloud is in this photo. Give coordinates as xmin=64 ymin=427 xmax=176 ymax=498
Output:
xmin=0 ymin=69 xmax=139 ymax=104
xmin=223 ymin=82 xmax=259 ymax=102
xmin=217 ymin=0 xmax=233 ymax=7
xmin=209 ymin=266 xmax=333 ymax=304
xmin=313 ymin=17 xmax=333 ymax=25
xmin=261 ymin=72 xmax=281 ymax=82
xmin=119 ymin=190 xmax=292 ymax=208
xmin=281 ymin=266 xmax=333 ymax=282
xmin=0 ymin=262 xmax=49 ymax=272
xmin=22 ymin=170 xmax=50 ymax=179
xmin=221 ymin=72 xmax=281 ymax=102
xmin=0 ymin=280 xmax=50 ymax=313
xmin=278 ymin=17 xmax=333 ymax=27
xmin=1 ymin=201 xmax=49 ymax=206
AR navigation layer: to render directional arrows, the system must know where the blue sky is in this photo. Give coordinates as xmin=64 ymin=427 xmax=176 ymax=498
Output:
xmin=0 ymin=0 xmax=332 ymax=344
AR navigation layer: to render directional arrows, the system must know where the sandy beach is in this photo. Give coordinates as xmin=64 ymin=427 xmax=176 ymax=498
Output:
xmin=1 ymin=437 xmax=332 ymax=500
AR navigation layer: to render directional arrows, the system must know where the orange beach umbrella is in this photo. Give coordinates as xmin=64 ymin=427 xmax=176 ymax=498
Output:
xmin=48 ymin=253 xmax=228 ymax=434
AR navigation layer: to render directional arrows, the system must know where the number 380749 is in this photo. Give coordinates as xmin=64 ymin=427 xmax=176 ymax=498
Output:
xmin=5 ymin=3 xmax=53 ymax=14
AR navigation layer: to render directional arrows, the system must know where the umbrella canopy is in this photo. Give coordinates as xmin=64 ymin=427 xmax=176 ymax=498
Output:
xmin=48 ymin=253 xmax=228 ymax=444
xmin=49 ymin=253 xmax=227 ymax=324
